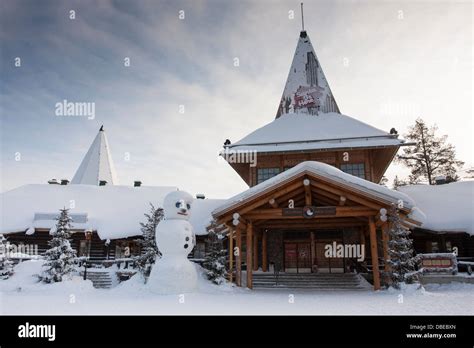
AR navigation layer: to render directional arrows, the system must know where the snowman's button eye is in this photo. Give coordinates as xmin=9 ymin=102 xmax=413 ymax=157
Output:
xmin=186 ymin=204 xmax=191 ymax=210
xmin=184 ymin=244 xmax=189 ymax=249
xmin=175 ymin=202 xmax=181 ymax=208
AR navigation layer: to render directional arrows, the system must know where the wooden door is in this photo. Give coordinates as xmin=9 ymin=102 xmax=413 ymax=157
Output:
xmin=284 ymin=242 xmax=311 ymax=273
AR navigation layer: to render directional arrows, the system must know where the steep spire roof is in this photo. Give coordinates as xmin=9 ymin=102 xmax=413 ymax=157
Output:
xmin=71 ymin=126 xmax=118 ymax=185
xmin=276 ymin=30 xmax=339 ymax=118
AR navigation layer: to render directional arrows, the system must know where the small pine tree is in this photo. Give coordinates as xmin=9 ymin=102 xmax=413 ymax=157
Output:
xmin=41 ymin=208 xmax=77 ymax=283
xmin=203 ymin=220 xmax=227 ymax=285
xmin=397 ymin=118 xmax=464 ymax=185
xmin=135 ymin=203 xmax=164 ymax=282
xmin=386 ymin=204 xmax=421 ymax=289
xmin=0 ymin=234 xmax=14 ymax=280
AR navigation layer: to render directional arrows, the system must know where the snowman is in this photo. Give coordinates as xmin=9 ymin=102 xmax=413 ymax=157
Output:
xmin=148 ymin=190 xmax=198 ymax=293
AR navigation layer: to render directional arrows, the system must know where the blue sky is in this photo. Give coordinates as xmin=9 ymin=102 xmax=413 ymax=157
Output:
xmin=1 ymin=0 xmax=472 ymax=197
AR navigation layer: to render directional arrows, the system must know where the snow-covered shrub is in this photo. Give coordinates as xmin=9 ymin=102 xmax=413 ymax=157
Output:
xmin=134 ymin=203 xmax=164 ymax=282
xmin=202 ymin=220 xmax=227 ymax=285
xmin=386 ymin=204 xmax=421 ymax=289
xmin=41 ymin=208 xmax=78 ymax=283
xmin=0 ymin=234 xmax=14 ymax=280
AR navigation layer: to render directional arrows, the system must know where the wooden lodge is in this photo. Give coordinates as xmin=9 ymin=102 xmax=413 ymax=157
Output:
xmin=213 ymin=162 xmax=422 ymax=290
xmin=2 ymin=26 xmax=473 ymax=292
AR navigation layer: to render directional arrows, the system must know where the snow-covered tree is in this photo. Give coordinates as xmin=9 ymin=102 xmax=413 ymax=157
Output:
xmin=202 ymin=219 xmax=227 ymax=285
xmin=135 ymin=203 xmax=164 ymax=282
xmin=397 ymin=118 xmax=464 ymax=185
xmin=386 ymin=204 xmax=421 ymax=289
xmin=41 ymin=208 xmax=77 ymax=283
xmin=0 ymin=234 xmax=14 ymax=280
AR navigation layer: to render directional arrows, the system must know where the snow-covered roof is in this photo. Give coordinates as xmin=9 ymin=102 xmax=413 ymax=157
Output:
xmin=71 ymin=126 xmax=118 ymax=185
xmin=399 ymin=181 xmax=474 ymax=235
xmin=213 ymin=161 xmax=418 ymax=217
xmin=276 ymin=30 xmax=339 ymax=117
xmin=226 ymin=112 xmax=405 ymax=153
xmin=0 ymin=184 xmax=224 ymax=239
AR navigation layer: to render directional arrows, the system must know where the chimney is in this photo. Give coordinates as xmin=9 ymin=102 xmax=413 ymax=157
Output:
xmin=434 ymin=176 xmax=447 ymax=185
xmin=99 ymin=180 xmax=107 ymax=186
xmin=134 ymin=181 xmax=142 ymax=187
xmin=60 ymin=179 xmax=70 ymax=185
xmin=48 ymin=179 xmax=59 ymax=185
xmin=196 ymin=194 xmax=205 ymax=199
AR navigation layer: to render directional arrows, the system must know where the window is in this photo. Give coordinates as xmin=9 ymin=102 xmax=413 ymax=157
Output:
xmin=257 ymin=167 xmax=280 ymax=184
xmin=340 ymin=163 xmax=365 ymax=179
xmin=79 ymin=240 xmax=91 ymax=257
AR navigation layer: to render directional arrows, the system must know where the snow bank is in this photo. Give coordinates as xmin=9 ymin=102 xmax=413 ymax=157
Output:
xmin=0 ymin=184 xmax=225 ymax=239
xmin=214 ymin=161 xmax=419 ymax=216
xmin=399 ymin=182 xmax=474 ymax=235
xmin=227 ymin=112 xmax=404 ymax=153
xmin=0 ymin=259 xmax=95 ymax=294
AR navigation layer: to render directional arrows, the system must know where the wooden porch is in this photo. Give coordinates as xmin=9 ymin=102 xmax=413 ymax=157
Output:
xmin=213 ymin=170 xmax=421 ymax=290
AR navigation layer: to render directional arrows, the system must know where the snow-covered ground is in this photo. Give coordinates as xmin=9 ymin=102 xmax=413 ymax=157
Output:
xmin=1 ymin=261 xmax=473 ymax=315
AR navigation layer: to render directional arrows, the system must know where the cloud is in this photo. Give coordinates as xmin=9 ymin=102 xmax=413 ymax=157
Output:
xmin=1 ymin=0 xmax=472 ymax=196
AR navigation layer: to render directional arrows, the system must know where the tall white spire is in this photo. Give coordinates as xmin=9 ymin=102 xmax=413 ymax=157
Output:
xmin=276 ymin=30 xmax=340 ymax=118
xmin=71 ymin=126 xmax=118 ymax=185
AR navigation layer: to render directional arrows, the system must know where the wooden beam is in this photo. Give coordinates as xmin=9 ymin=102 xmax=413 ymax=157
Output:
xmin=246 ymin=222 xmax=253 ymax=289
xmin=253 ymin=231 xmax=259 ymax=272
xmin=228 ymin=228 xmax=234 ymax=283
xmin=262 ymin=230 xmax=268 ymax=272
xmin=310 ymin=231 xmax=315 ymax=271
xmin=312 ymin=181 xmax=383 ymax=211
xmin=244 ymin=206 xmax=378 ymax=220
xmin=255 ymin=221 xmax=368 ymax=230
xmin=303 ymin=178 xmax=312 ymax=206
xmin=273 ymin=187 xmax=305 ymax=208
xmin=236 ymin=228 xmax=242 ymax=287
xmin=269 ymin=198 xmax=279 ymax=208
xmin=218 ymin=181 xmax=303 ymax=223
xmin=369 ymin=217 xmax=381 ymax=291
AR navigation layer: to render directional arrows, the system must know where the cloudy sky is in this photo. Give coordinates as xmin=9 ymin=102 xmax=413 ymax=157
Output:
xmin=1 ymin=0 xmax=472 ymax=197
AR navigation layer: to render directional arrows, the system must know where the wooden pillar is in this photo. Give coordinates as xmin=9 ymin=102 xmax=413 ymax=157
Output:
xmin=228 ymin=229 xmax=234 ymax=283
xmin=246 ymin=222 xmax=253 ymax=289
xmin=262 ymin=230 xmax=268 ymax=272
xmin=253 ymin=231 xmax=259 ymax=271
xmin=369 ymin=217 xmax=380 ymax=290
xmin=310 ymin=231 xmax=316 ymax=271
xmin=236 ymin=228 xmax=242 ymax=287
xmin=382 ymin=223 xmax=390 ymax=272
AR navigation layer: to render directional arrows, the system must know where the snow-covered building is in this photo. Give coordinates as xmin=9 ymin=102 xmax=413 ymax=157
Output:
xmin=1 ymin=127 xmax=223 ymax=264
xmin=398 ymin=182 xmax=474 ymax=255
xmin=1 ymin=27 xmax=472 ymax=291
xmin=214 ymin=28 xmax=473 ymax=290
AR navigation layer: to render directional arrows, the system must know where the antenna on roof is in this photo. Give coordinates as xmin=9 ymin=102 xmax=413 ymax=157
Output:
xmin=301 ymin=2 xmax=305 ymax=31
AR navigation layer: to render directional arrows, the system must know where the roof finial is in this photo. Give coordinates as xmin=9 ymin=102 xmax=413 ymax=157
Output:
xmin=99 ymin=125 xmax=104 ymax=132
xmin=301 ymin=2 xmax=305 ymax=31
